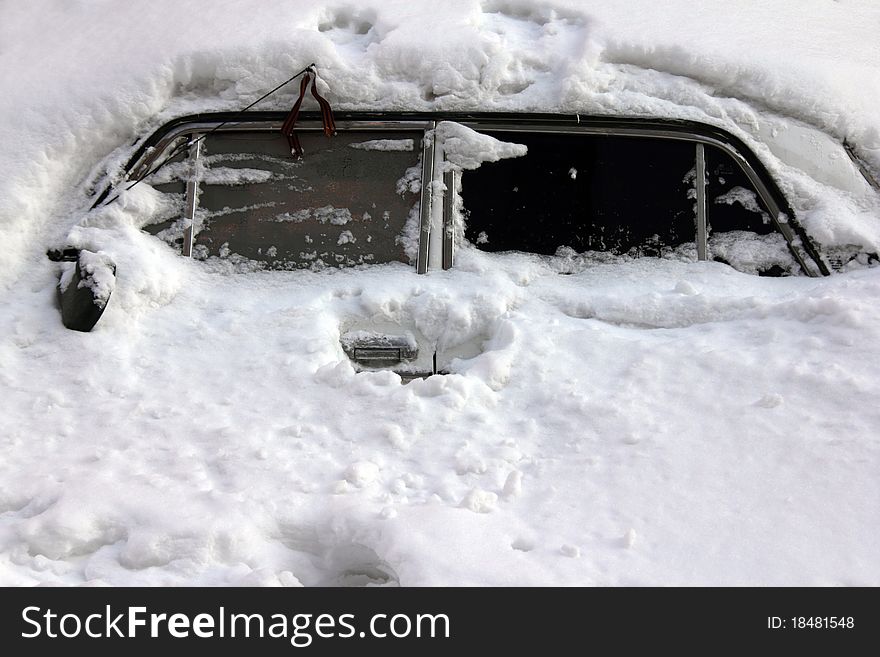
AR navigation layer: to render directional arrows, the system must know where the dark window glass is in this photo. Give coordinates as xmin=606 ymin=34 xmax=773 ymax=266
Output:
xmin=706 ymin=146 xmax=773 ymax=234
xmin=193 ymin=131 xmax=422 ymax=268
xmin=704 ymin=145 xmax=792 ymax=275
xmin=142 ymin=143 xmax=189 ymax=244
xmin=459 ymin=133 xmax=696 ymax=256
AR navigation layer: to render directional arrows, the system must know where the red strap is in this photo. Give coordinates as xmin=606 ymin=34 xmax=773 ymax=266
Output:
xmin=280 ymin=68 xmax=336 ymax=157
xmin=310 ymin=75 xmax=337 ymax=138
xmin=281 ymin=72 xmax=311 ymax=157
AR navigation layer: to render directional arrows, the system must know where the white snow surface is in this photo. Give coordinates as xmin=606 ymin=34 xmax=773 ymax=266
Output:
xmin=436 ymin=121 xmax=528 ymax=170
xmin=74 ymin=250 xmax=117 ymax=308
xmin=0 ymin=0 xmax=879 ymax=586
xmin=349 ymin=139 xmax=415 ymax=152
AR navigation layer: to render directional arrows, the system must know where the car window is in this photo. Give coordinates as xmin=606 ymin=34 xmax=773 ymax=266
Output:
xmin=141 ymin=144 xmax=190 ymax=248
xmin=459 ymin=132 xmax=696 ymax=256
xmin=132 ymin=115 xmax=820 ymax=278
xmin=705 ymin=146 xmax=773 ymax=235
xmin=455 ymin=130 xmax=795 ymax=273
xmin=147 ymin=129 xmax=423 ymax=269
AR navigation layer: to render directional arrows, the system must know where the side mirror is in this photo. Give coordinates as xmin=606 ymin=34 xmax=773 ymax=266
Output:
xmin=57 ymin=250 xmax=116 ymax=332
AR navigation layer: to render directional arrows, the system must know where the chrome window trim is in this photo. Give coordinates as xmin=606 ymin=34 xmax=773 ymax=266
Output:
xmin=427 ymin=136 xmax=446 ymax=272
xmin=416 ymin=122 xmax=437 ymax=274
xmin=181 ymin=135 xmax=201 ymax=257
xmin=695 ymin=143 xmax=708 ymax=261
xmin=442 ymin=169 xmax=457 ymax=270
xmin=105 ymin=112 xmax=828 ymax=277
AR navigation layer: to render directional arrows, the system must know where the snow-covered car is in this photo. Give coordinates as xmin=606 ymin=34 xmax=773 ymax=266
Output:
xmin=53 ymin=105 xmax=879 ymax=379
xmin=7 ymin=0 xmax=880 ymax=590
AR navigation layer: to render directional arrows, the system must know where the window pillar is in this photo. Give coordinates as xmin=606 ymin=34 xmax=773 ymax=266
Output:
xmin=695 ymin=142 xmax=708 ymax=261
xmin=416 ymin=123 xmax=437 ymax=274
xmin=181 ymin=135 xmax=202 ymax=257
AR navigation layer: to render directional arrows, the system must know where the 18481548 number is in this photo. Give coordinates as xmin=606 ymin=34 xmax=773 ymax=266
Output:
xmin=768 ymin=617 xmax=854 ymax=630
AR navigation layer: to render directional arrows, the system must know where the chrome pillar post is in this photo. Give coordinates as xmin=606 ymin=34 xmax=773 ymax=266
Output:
xmin=181 ymin=135 xmax=202 ymax=257
xmin=695 ymin=142 xmax=708 ymax=261
xmin=442 ymin=169 xmax=457 ymax=270
xmin=416 ymin=122 xmax=437 ymax=274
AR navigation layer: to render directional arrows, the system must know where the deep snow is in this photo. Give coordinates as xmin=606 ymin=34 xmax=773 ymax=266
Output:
xmin=0 ymin=0 xmax=879 ymax=586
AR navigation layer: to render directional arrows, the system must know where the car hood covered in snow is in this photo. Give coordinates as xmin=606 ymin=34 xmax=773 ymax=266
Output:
xmin=0 ymin=0 xmax=879 ymax=586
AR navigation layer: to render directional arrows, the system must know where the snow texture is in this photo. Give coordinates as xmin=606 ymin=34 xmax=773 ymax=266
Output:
xmin=0 ymin=0 xmax=879 ymax=587
xmin=75 ymin=250 xmax=117 ymax=308
xmin=349 ymin=139 xmax=415 ymax=152
xmin=274 ymin=206 xmax=353 ymax=225
xmin=437 ymin=121 xmax=527 ymax=171
xmin=714 ymin=186 xmax=768 ymax=219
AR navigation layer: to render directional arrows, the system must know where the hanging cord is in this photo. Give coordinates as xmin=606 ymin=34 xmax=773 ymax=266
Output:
xmin=280 ymin=68 xmax=337 ymax=157
xmin=98 ymin=63 xmax=321 ymax=208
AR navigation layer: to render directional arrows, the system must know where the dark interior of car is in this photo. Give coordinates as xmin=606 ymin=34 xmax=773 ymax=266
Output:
xmin=460 ymin=132 xmax=771 ymax=256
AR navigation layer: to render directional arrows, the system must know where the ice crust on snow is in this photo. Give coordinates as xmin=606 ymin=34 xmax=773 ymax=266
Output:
xmin=714 ymin=186 xmax=769 ymax=221
xmin=0 ymin=0 xmax=879 ymax=587
xmin=274 ymin=206 xmax=353 ymax=225
xmin=349 ymin=139 xmax=415 ymax=152
xmin=708 ymin=231 xmax=795 ymax=275
xmin=197 ymin=167 xmax=275 ymax=186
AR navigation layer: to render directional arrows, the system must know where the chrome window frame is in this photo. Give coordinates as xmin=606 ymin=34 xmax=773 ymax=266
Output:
xmin=415 ymin=121 xmax=436 ymax=274
xmin=181 ymin=135 xmax=201 ymax=257
xmin=105 ymin=111 xmax=828 ymax=277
